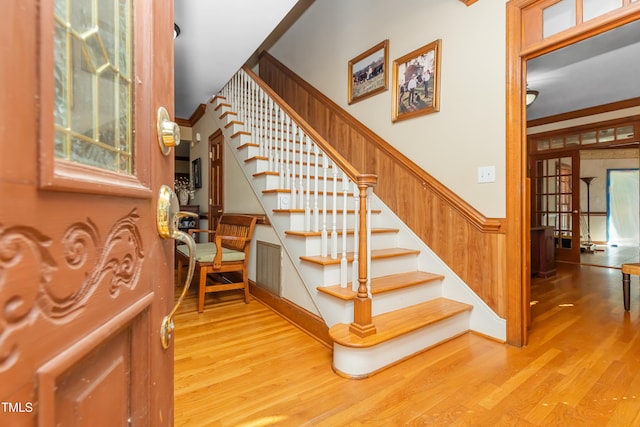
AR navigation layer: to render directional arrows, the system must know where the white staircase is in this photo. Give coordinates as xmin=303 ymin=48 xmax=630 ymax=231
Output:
xmin=209 ymin=68 xmax=505 ymax=378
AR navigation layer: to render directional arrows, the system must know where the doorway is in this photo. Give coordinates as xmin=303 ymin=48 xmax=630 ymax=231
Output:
xmin=508 ymin=0 xmax=640 ymax=346
xmin=525 ymin=20 xmax=640 ymax=270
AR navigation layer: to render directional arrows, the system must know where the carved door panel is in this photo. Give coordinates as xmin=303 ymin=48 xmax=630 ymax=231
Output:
xmin=1 ymin=0 xmax=175 ymax=425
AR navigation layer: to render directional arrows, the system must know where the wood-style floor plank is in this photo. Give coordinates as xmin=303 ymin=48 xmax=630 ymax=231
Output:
xmin=174 ymin=263 xmax=640 ymax=426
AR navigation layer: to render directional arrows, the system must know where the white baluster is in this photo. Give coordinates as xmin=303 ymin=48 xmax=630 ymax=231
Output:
xmin=321 ymin=154 xmax=328 ymax=258
xmin=285 ymin=116 xmax=291 ymax=191
xmin=267 ymin=98 xmax=273 ymax=171
xmin=331 ymin=161 xmax=338 ymax=259
xmin=313 ymin=145 xmax=320 ymax=232
xmin=298 ymin=133 xmax=305 ymax=212
xmin=279 ymin=109 xmax=285 ymax=189
xmin=290 ymin=124 xmax=298 ymax=210
xmin=340 ymin=171 xmax=349 ymax=288
xmin=241 ymin=71 xmax=247 ymax=127
xmin=272 ymin=104 xmax=280 ymax=176
xmin=249 ymin=80 xmax=256 ymax=143
xmin=259 ymin=90 xmax=265 ymax=158
xmin=235 ymin=73 xmax=244 ymax=122
xmin=305 ymin=136 xmax=312 ymax=231
xmin=232 ymin=73 xmax=238 ymax=114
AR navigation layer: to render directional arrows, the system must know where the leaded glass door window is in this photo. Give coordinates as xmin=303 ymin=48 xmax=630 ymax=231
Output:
xmin=53 ymin=0 xmax=133 ymax=174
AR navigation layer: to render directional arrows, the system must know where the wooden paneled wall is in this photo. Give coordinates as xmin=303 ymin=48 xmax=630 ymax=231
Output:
xmin=258 ymin=53 xmax=507 ymax=317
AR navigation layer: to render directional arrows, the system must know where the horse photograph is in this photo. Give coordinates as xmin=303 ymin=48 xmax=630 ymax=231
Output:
xmin=392 ymin=39 xmax=442 ymax=122
xmin=348 ymin=40 xmax=389 ymax=104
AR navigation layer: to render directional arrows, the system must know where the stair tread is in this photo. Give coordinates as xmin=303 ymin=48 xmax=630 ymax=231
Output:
xmin=329 ymin=298 xmax=472 ymax=348
xmin=286 ymin=228 xmax=399 ymax=237
xmin=317 ymin=271 xmax=443 ymax=300
xmin=301 ymin=248 xmax=419 ymax=266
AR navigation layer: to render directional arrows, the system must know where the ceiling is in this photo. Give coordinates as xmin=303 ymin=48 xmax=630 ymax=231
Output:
xmin=172 ymin=2 xmax=640 ymax=123
xmin=173 ymin=0 xmax=302 ymax=120
xmin=526 ymin=18 xmax=640 ymax=121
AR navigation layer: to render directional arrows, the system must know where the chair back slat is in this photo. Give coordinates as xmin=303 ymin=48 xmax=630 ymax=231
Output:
xmin=216 ymin=215 xmax=257 ymax=252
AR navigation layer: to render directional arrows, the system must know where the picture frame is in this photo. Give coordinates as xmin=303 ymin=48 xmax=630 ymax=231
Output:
xmin=192 ymin=157 xmax=202 ymax=188
xmin=348 ymin=39 xmax=389 ymax=104
xmin=392 ymin=39 xmax=442 ymax=122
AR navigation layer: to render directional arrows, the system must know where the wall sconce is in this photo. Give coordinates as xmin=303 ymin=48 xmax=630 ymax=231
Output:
xmin=190 ymin=132 xmax=201 ymax=148
xmin=526 ymin=88 xmax=539 ymax=106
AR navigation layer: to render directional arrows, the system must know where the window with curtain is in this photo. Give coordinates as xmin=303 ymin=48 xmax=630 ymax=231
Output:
xmin=608 ymin=169 xmax=640 ymax=246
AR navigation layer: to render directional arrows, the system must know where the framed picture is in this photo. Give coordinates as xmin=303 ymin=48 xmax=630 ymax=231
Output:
xmin=192 ymin=157 xmax=202 ymax=188
xmin=392 ymin=39 xmax=442 ymax=122
xmin=348 ymin=39 xmax=389 ymax=104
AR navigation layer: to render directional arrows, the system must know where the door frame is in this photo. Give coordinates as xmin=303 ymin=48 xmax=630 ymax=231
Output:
xmin=506 ymin=0 xmax=640 ymax=345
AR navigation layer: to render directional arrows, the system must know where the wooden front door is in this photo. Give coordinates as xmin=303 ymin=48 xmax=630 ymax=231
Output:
xmin=209 ymin=130 xmax=224 ymax=232
xmin=1 ymin=0 xmax=176 ymax=425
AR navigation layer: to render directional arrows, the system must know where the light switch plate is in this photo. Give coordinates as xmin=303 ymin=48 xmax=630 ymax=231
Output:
xmin=478 ymin=166 xmax=496 ymax=183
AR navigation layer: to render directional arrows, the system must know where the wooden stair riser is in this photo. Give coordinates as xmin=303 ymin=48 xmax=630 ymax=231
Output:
xmin=332 ymin=311 xmax=470 ymax=378
xmin=300 ymin=252 xmax=420 ymax=288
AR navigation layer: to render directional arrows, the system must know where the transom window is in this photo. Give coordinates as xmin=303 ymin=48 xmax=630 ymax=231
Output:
xmin=530 ymin=120 xmax=639 ymax=153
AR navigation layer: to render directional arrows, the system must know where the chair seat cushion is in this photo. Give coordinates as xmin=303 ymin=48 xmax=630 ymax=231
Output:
xmin=176 ymin=242 xmax=245 ymax=263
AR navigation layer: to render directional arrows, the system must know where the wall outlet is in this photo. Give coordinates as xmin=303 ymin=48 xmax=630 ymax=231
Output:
xmin=478 ymin=166 xmax=496 ymax=183
xmin=278 ymin=194 xmax=291 ymax=209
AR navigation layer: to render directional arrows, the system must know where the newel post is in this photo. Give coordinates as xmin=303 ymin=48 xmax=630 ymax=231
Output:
xmin=349 ymin=174 xmax=378 ymax=338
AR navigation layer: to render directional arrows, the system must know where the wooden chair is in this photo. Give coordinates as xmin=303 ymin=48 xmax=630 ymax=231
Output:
xmin=621 ymin=263 xmax=640 ymax=311
xmin=176 ymin=214 xmax=257 ymax=312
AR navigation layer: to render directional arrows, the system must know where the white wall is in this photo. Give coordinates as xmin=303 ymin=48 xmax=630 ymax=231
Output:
xmin=268 ymin=0 xmax=507 ymax=217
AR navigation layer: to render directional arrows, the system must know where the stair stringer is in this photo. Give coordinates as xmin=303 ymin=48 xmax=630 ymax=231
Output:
xmin=210 ymin=96 xmax=505 ymax=342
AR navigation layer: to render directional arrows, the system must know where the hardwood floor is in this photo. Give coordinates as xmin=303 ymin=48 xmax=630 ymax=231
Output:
xmin=174 ymin=264 xmax=640 ymax=426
